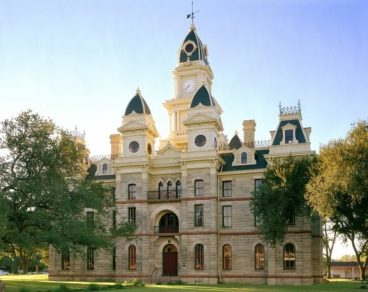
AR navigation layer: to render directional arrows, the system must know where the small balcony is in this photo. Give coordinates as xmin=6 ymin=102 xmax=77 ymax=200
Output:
xmin=154 ymin=225 xmax=179 ymax=234
xmin=147 ymin=191 xmax=181 ymax=202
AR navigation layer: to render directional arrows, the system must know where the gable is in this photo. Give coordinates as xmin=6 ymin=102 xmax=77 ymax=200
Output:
xmin=272 ymin=119 xmax=306 ymax=145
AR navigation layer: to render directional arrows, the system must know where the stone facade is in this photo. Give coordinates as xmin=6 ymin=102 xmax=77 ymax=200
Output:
xmin=48 ymin=24 xmax=323 ymax=285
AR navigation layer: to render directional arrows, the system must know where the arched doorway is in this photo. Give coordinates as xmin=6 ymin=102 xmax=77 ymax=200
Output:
xmin=162 ymin=244 xmax=178 ymax=276
xmin=159 ymin=212 xmax=179 ymax=233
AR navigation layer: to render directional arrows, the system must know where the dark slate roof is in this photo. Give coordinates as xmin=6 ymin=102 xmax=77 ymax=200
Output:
xmin=179 ymin=27 xmax=208 ymax=64
xmin=124 ymin=92 xmax=151 ymax=116
xmin=190 ymin=86 xmax=215 ymax=108
xmin=220 ymin=149 xmax=269 ymax=172
xmin=229 ymin=134 xmax=243 ymax=150
xmin=272 ymin=119 xmax=306 ymax=145
xmin=330 ymin=262 xmax=359 ymax=267
xmin=94 ymin=174 xmax=116 ymax=181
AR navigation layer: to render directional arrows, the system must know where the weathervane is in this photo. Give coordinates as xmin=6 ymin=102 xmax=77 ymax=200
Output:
xmin=186 ymin=1 xmax=199 ymax=25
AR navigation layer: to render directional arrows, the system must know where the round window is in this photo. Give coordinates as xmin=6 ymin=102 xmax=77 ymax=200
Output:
xmin=147 ymin=143 xmax=152 ymax=155
xmin=185 ymin=43 xmax=194 ymax=54
xmin=195 ymin=135 xmax=206 ymax=147
xmin=129 ymin=141 xmax=139 ymax=153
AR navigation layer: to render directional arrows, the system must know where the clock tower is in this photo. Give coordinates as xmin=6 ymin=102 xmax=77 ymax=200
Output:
xmin=164 ymin=24 xmax=214 ymax=150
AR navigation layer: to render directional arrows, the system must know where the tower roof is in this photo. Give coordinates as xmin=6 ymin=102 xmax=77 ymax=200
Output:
xmin=124 ymin=89 xmax=151 ymax=116
xmin=179 ymin=25 xmax=208 ymax=64
xmin=190 ymin=85 xmax=215 ymax=108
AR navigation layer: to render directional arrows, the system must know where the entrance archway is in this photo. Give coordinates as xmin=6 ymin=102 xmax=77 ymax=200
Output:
xmin=162 ymin=244 xmax=178 ymax=276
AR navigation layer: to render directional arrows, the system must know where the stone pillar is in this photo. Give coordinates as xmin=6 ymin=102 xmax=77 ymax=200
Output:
xmin=243 ymin=120 xmax=256 ymax=148
xmin=110 ymin=134 xmax=122 ymax=159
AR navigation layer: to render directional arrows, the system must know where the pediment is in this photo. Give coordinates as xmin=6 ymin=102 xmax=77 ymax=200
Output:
xmin=156 ymin=142 xmax=182 ymax=159
xmin=183 ymin=112 xmax=217 ymax=125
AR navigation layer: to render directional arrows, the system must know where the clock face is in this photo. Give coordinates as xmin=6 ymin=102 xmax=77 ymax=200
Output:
xmin=183 ymin=79 xmax=196 ymax=93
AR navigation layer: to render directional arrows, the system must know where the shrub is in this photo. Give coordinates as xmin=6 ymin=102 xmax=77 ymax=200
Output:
xmin=19 ymin=289 xmax=31 ymax=292
xmin=87 ymin=284 xmax=100 ymax=291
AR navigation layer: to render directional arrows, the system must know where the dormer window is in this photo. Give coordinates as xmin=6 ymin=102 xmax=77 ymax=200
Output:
xmin=285 ymin=130 xmax=293 ymax=144
xmin=241 ymin=152 xmax=247 ymax=164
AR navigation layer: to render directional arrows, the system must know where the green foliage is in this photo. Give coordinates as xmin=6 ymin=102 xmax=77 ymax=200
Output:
xmin=123 ymin=279 xmax=145 ymax=287
xmin=250 ymin=155 xmax=316 ymax=247
xmin=306 ymin=120 xmax=368 ymax=280
xmin=0 ymin=111 xmax=134 ymax=273
xmin=87 ymin=283 xmax=99 ymax=291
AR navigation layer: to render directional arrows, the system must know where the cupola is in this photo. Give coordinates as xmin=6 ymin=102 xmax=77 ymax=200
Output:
xmin=190 ymin=85 xmax=215 ymax=108
xmin=179 ymin=25 xmax=208 ymax=64
xmin=124 ymin=88 xmax=151 ymax=116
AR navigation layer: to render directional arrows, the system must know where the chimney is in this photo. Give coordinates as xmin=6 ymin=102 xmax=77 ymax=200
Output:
xmin=110 ymin=134 xmax=122 ymax=160
xmin=243 ymin=120 xmax=256 ymax=148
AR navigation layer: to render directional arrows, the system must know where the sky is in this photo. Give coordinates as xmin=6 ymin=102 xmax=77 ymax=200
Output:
xmin=0 ymin=0 xmax=367 ymax=258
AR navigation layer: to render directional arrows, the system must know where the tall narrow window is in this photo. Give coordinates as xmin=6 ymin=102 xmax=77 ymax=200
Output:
xmin=128 ymin=207 xmax=136 ymax=227
xmin=112 ymin=246 xmax=116 ymax=271
xmin=87 ymin=247 xmax=95 ymax=270
xmin=286 ymin=203 xmax=295 ymax=225
xmin=167 ymin=181 xmax=172 ymax=198
xmin=102 ymin=163 xmax=108 ymax=174
xmin=86 ymin=211 xmax=94 ymax=228
xmin=222 ymin=181 xmax=232 ymax=197
xmin=194 ymin=204 xmax=204 ymax=227
xmin=128 ymin=245 xmax=136 ymax=270
xmin=194 ymin=179 xmax=204 ymax=196
xmin=285 ymin=129 xmax=293 ymax=143
xmin=61 ymin=249 xmax=70 ymax=270
xmin=128 ymin=184 xmax=136 ymax=200
xmin=283 ymin=243 xmax=296 ymax=270
xmin=222 ymin=206 xmax=232 ymax=227
xmin=254 ymin=179 xmax=263 ymax=226
xmin=158 ymin=181 xmax=164 ymax=198
xmin=223 ymin=244 xmax=232 ymax=270
xmin=176 ymin=181 xmax=182 ymax=198
xmin=195 ymin=244 xmax=204 ymax=270
xmin=112 ymin=210 xmax=117 ymax=230
xmin=255 ymin=244 xmax=265 ymax=270
xmin=112 ymin=187 xmax=116 ymax=202
xmin=241 ymin=152 xmax=247 ymax=164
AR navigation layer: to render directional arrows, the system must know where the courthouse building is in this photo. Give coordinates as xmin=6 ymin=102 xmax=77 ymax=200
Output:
xmin=49 ymin=24 xmax=322 ymax=284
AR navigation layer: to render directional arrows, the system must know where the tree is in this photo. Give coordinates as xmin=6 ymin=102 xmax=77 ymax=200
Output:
xmin=250 ymin=155 xmax=316 ymax=247
xmin=306 ymin=121 xmax=368 ymax=280
xmin=322 ymin=219 xmax=337 ymax=278
xmin=0 ymin=111 xmax=133 ymax=273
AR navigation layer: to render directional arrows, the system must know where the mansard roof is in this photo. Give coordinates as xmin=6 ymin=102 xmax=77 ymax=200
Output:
xmin=229 ymin=134 xmax=243 ymax=150
xmin=190 ymin=85 xmax=215 ymax=108
xmin=272 ymin=119 xmax=306 ymax=145
xmin=124 ymin=90 xmax=151 ymax=116
xmin=220 ymin=149 xmax=269 ymax=172
xmin=179 ymin=25 xmax=208 ymax=64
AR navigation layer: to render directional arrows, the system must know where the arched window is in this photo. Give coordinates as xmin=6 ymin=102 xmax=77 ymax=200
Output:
xmin=283 ymin=243 xmax=296 ymax=270
xmin=194 ymin=179 xmax=204 ymax=196
xmin=128 ymin=184 xmax=136 ymax=200
xmin=223 ymin=244 xmax=232 ymax=270
xmin=176 ymin=181 xmax=182 ymax=198
xmin=102 ymin=163 xmax=108 ymax=174
xmin=255 ymin=244 xmax=265 ymax=270
xmin=87 ymin=247 xmax=95 ymax=270
xmin=241 ymin=152 xmax=247 ymax=164
xmin=128 ymin=245 xmax=136 ymax=270
xmin=195 ymin=244 xmax=204 ymax=270
xmin=167 ymin=181 xmax=172 ymax=198
xmin=158 ymin=181 xmax=164 ymax=198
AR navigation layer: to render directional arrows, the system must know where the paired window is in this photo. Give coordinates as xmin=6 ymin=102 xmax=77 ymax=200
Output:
xmin=128 ymin=207 xmax=136 ymax=227
xmin=176 ymin=181 xmax=182 ymax=197
xmin=283 ymin=243 xmax=296 ymax=270
xmin=223 ymin=244 xmax=232 ymax=270
xmin=128 ymin=245 xmax=136 ymax=270
xmin=87 ymin=247 xmax=95 ymax=270
xmin=128 ymin=184 xmax=136 ymax=200
xmin=255 ymin=244 xmax=265 ymax=270
xmin=61 ymin=249 xmax=70 ymax=270
xmin=241 ymin=152 xmax=248 ymax=164
xmin=194 ymin=204 xmax=204 ymax=227
xmin=194 ymin=179 xmax=204 ymax=196
xmin=222 ymin=181 xmax=232 ymax=197
xmin=167 ymin=181 xmax=173 ymax=197
xmin=158 ymin=181 xmax=164 ymax=198
xmin=222 ymin=206 xmax=232 ymax=228
xmin=86 ymin=211 xmax=94 ymax=228
xmin=194 ymin=244 xmax=204 ymax=270
xmin=102 ymin=163 xmax=108 ymax=174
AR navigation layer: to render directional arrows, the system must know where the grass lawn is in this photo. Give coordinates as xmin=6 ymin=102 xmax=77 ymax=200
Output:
xmin=0 ymin=275 xmax=366 ymax=292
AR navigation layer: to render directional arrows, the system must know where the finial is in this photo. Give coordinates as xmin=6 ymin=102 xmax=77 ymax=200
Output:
xmin=298 ymin=99 xmax=301 ymax=112
xmin=186 ymin=1 xmax=199 ymax=25
xmin=136 ymin=87 xmax=141 ymax=95
xmin=235 ymin=130 xmax=238 ymax=136
xmin=279 ymin=101 xmax=282 ymax=114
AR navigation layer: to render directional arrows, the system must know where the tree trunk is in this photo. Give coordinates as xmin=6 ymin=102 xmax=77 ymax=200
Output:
xmin=359 ymin=265 xmax=366 ymax=281
xmin=326 ymin=261 xmax=332 ymax=279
